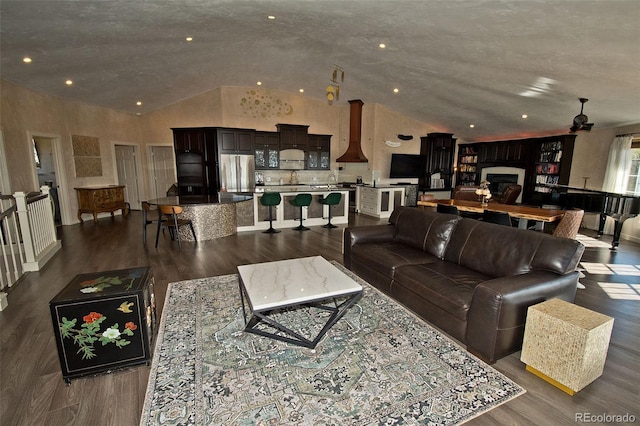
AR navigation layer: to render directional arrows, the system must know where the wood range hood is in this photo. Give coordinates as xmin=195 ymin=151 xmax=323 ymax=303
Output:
xmin=336 ymin=99 xmax=368 ymax=162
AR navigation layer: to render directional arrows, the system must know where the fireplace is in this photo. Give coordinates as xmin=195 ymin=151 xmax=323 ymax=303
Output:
xmin=486 ymin=173 xmax=518 ymax=195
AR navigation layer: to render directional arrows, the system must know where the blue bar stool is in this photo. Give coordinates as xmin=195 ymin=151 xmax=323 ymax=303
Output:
xmin=318 ymin=192 xmax=342 ymax=228
xmin=289 ymin=193 xmax=312 ymax=231
xmin=260 ymin=192 xmax=281 ymax=233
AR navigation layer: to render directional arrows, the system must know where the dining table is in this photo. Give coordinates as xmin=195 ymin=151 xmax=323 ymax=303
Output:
xmin=417 ymin=199 xmax=566 ymax=230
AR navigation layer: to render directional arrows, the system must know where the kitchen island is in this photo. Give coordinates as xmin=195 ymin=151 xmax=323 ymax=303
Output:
xmin=238 ymin=186 xmax=351 ymax=232
xmin=355 ymin=185 xmax=406 ymax=218
xmin=149 ymin=193 xmax=253 ymax=241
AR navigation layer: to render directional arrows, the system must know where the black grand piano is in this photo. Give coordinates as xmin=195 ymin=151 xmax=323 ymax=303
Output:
xmin=543 ymin=184 xmax=640 ymax=249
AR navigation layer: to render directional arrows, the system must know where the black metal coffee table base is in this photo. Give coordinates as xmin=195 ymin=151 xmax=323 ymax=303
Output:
xmin=239 ymin=280 xmax=361 ymax=348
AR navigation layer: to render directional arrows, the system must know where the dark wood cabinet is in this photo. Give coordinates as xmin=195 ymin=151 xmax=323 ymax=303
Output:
xmin=174 ymin=125 xmax=333 ymax=182
xmin=277 ymin=124 xmax=309 ymax=150
xmin=49 ymin=267 xmax=156 ymax=383
xmin=456 ymin=135 xmax=575 ymax=204
xmin=254 ymin=131 xmax=280 ymax=169
xmin=217 ymin=128 xmax=254 ymax=154
xmin=172 ymin=128 xmax=219 ymax=195
xmin=478 ymin=140 xmax=529 ymax=164
xmin=173 ymin=129 xmax=205 ymax=155
xmin=419 ymin=133 xmax=456 ymax=190
xmin=503 ymin=140 xmax=529 ymax=162
xmin=307 ymin=134 xmax=331 ymax=170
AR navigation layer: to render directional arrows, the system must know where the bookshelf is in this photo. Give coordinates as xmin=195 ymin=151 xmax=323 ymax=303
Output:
xmin=534 ymin=139 xmax=567 ymax=193
xmin=457 ymin=145 xmax=479 ymax=185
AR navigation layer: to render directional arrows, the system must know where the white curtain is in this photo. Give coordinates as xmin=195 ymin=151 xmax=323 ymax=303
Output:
xmin=601 ymin=135 xmax=633 ymax=233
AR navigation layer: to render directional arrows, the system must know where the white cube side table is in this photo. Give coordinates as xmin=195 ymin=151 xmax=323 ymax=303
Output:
xmin=520 ymin=298 xmax=614 ymax=395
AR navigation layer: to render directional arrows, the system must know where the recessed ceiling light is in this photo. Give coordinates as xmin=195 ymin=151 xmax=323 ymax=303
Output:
xmin=65 ymin=80 xmax=73 ymax=86
xmin=393 ymin=88 xmax=399 ymax=93
xmin=379 ymin=43 xmax=386 ymax=49
xmin=268 ymin=15 xmax=275 ymax=20
xmin=469 ymin=124 xmax=475 ymax=128
xmin=521 ymin=114 xmax=528 ymax=119
xmin=186 ymin=37 xmax=193 ymax=42
xmin=257 ymin=81 xmax=262 ymax=86
xmin=136 ymin=101 xmax=143 ymax=106
xmin=299 ymin=89 xmax=304 ymax=93
xmin=23 ymin=57 xmax=32 ymax=63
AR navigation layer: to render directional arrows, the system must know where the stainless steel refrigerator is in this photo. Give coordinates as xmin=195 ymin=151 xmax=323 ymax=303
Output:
xmin=219 ymin=154 xmax=255 ymax=192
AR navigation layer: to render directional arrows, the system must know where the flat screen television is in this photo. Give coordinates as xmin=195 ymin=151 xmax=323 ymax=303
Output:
xmin=389 ymin=154 xmax=423 ymax=178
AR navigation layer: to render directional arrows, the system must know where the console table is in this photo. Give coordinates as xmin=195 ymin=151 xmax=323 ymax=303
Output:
xmin=74 ymin=185 xmax=127 ymax=223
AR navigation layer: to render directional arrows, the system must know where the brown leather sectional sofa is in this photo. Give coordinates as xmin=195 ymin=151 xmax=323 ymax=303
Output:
xmin=343 ymin=206 xmax=585 ymax=363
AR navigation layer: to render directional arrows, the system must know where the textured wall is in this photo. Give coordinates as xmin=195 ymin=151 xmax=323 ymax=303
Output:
xmin=0 ymin=79 xmax=141 ymax=224
xmin=3 ymin=77 xmax=639 ymax=241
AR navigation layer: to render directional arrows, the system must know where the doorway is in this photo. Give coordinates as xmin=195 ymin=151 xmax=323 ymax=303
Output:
xmin=0 ymin=131 xmax=10 ymax=196
xmin=150 ymin=146 xmax=176 ymax=199
xmin=32 ymin=136 xmax=63 ymax=226
xmin=115 ymin=144 xmax=141 ymax=210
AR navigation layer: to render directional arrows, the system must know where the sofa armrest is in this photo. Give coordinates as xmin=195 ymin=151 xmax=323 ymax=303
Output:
xmin=343 ymin=225 xmax=395 ymax=269
xmin=465 ymin=270 xmax=579 ymax=363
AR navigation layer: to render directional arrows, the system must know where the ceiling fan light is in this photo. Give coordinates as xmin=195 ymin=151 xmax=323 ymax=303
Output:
xmin=569 ymin=97 xmax=594 ymax=132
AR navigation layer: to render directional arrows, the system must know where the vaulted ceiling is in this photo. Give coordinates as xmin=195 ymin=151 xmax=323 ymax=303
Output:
xmin=1 ymin=0 xmax=639 ymax=141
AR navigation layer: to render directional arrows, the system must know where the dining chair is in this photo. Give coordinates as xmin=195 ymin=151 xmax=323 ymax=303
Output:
xmin=142 ymin=201 xmax=163 ymax=244
xmin=436 ymin=204 xmax=459 ymax=215
xmin=552 ymin=209 xmax=586 ymax=288
xmin=482 ymin=210 xmax=512 ymax=227
xmin=452 ymin=185 xmax=480 ymax=201
xmin=552 ymin=209 xmax=585 ymax=240
xmin=155 ymin=205 xmax=197 ymax=248
xmin=491 ymin=184 xmax=522 ymax=205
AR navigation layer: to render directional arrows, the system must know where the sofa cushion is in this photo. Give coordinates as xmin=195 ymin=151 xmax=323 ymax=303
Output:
xmin=389 ymin=207 xmax=460 ymax=259
xmin=350 ymin=241 xmax=440 ymax=280
xmin=393 ymin=262 xmax=489 ymax=321
xmin=444 ymin=218 xmax=583 ymax=277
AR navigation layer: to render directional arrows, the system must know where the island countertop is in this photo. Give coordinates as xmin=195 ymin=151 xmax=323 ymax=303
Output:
xmin=255 ymin=185 xmax=354 ymax=193
xmin=148 ymin=192 xmax=253 ymax=206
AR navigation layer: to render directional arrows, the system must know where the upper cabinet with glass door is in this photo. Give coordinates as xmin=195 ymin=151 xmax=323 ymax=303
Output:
xmin=254 ymin=131 xmax=280 ymax=169
xmin=307 ymin=134 xmax=331 ymax=170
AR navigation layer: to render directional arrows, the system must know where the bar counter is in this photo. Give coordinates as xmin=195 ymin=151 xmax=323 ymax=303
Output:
xmin=148 ymin=193 xmax=253 ymax=241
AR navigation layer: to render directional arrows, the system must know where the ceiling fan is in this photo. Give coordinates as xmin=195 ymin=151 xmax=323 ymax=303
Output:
xmin=569 ymin=98 xmax=594 ymax=133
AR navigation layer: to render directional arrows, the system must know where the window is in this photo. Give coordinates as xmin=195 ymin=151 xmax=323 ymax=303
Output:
xmin=626 ymin=140 xmax=640 ymax=193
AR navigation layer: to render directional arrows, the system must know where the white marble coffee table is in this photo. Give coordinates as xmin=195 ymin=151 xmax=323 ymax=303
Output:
xmin=237 ymin=256 xmax=362 ymax=348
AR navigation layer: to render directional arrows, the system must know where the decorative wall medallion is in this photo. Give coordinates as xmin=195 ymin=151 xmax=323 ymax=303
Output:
xmin=240 ymin=89 xmax=293 ymax=118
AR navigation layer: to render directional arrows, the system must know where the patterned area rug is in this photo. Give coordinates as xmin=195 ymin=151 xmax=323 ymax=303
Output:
xmin=140 ymin=262 xmax=524 ymax=425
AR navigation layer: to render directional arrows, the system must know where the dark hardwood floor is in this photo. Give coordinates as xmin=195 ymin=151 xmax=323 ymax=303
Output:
xmin=1 ymin=210 xmax=638 ymax=425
